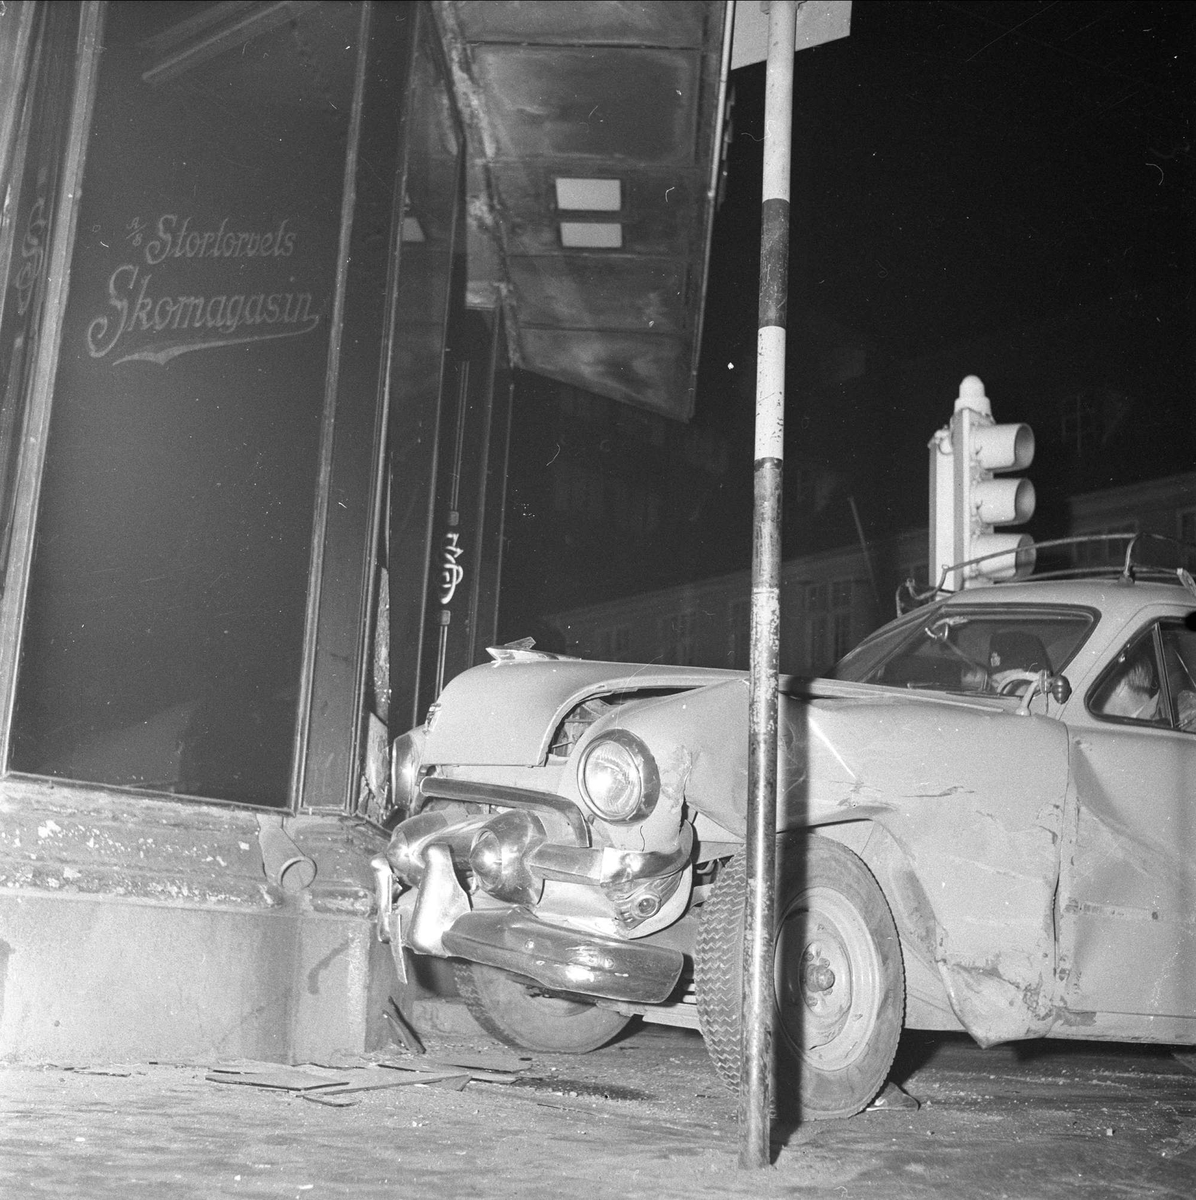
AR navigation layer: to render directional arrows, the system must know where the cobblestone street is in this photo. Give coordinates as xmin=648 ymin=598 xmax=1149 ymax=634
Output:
xmin=4 ymin=1022 xmax=1195 ymax=1199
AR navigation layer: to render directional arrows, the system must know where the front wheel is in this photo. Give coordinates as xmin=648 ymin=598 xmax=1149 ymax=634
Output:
xmin=453 ymin=962 xmax=630 ymax=1053
xmin=694 ymin=836 xmax=905 ymax=1119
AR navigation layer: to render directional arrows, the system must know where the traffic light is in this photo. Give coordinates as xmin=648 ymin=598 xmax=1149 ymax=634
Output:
xmin=928 ymin=376 xmax=1035 ymax=591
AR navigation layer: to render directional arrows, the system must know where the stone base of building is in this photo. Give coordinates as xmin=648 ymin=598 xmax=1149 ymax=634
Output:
xmin=0 ymin=781 xmax=399 ymax=1064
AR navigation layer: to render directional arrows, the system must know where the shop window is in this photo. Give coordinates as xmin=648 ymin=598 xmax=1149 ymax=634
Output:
xmin=553 ymin=465 xmax=604 ymax=521
xmin=383 ymin=19 xmax=465 ymax=735
xmin=0 ymin=4 xmax=81 ymax=585
xmin=9 ymin=2 xmax=363 ymax=806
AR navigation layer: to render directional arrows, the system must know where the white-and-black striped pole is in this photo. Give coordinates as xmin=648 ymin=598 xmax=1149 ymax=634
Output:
xmin=739 ymin=0 xmax=795 ymax=1171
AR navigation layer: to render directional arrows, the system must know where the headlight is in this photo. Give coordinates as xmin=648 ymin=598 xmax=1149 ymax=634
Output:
xmin=389 ymin=727 xmax=426 ymax=820
xmin=578 ymin=731 xmax=660 ymax=823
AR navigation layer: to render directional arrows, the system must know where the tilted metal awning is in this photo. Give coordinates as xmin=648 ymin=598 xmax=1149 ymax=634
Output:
xmin=434 ymin=0 xmax=733 ymax=420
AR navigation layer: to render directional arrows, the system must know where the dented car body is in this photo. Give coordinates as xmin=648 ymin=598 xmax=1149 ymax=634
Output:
xmin=373 ymin=562 xmax=1196 ymax=1117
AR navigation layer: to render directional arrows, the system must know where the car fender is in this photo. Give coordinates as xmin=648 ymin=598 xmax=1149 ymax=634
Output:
xmin=618 ymin=675 xmax=1074 ymax=1045
xmin=423 ymin=659 xmax=741 ymax=766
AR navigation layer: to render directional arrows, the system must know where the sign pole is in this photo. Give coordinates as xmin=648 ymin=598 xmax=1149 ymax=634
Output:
xmin=739 ymin=0 xmax=795 ymax=1171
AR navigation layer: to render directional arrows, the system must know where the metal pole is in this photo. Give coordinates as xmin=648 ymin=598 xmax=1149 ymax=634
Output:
xmin=739 ymin=0 xmax=795 ymax=1171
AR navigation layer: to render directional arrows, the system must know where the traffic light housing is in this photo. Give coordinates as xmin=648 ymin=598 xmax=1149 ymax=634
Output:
xmin=928 ymin=376 xmax=1035 ymax=591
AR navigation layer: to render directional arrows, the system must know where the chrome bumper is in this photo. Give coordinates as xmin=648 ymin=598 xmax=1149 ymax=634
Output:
xmin=383 ymin=777 xmax=693 ymax=928
xmin=442 ymin=909 xmax=684 ymax=1003
xmin=371 ymin=778 xmax=693 ymax=1001
xmin=370 ymin=845 xmax=684 ymax=1003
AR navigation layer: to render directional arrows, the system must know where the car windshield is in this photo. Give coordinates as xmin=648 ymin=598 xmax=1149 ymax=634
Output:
xmin=830 ymin=604 xmax=1096 ymax=697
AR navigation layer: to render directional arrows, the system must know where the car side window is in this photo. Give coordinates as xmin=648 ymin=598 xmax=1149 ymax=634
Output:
xmin=1160 ymin=622 xmax=1196 ymax=734
xmin=1089 ymin=629 xmax=1166 ymax=725
xmin=1089 ymin=620 xmax=1196 ymax=733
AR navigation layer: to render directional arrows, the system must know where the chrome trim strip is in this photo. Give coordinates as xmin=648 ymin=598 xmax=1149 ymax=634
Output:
xmin=419 ymin=775 xmax=589 ymax=844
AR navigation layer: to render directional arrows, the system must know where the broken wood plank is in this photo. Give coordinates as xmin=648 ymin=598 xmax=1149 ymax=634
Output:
xmin=300 ymin=1071 xmax=471 ymax=1106
xmin=425 ymin=1052 xmax=531 ymax=1073
xmin=300 ymin=1091 xmax=361 ymax=1108
xmin=377 ymin=1058 xmax=521 ymax=1084
xmin=384 ymin=999 xmax=426 ymax=1055
xmin=317 ymin=1070 xmax=471 ymax=1096
xmin=206 ymin=1067 xmax=350 ymax=1092
xmin=379 ymin=1051 xmax=531 ymax=1074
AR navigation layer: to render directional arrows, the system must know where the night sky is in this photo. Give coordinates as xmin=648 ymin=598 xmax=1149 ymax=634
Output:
xmin=503 ymin=0 xmax=1194 ymax=634
xmin=710 ymin=0 xmax=1191 ymax=536
xmin=718 ymin=0 xmax=1192 ymax=362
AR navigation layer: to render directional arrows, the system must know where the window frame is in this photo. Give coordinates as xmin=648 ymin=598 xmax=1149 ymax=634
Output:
xmin=0 ymin=2 xmax=452 ymax=817
xmin=0 ymin=2 xmax=102 ymax=773
xmin=1086 ymin=617 xmax=1196 ymax=734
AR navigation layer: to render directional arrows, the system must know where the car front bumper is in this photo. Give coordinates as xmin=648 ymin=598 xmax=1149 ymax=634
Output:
xmin=371 ymin=776 xmax=690 ymax=1004
xmin=372 ymin=842 xmax=684 ymax=1002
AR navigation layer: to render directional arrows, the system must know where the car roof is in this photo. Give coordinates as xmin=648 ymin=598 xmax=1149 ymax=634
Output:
xmin=938 ymin=575 xmax=1193 ymax=619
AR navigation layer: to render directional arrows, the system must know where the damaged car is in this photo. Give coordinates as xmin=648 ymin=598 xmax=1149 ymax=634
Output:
xmin=371 ymin=540 xmax=1196 ymax=1118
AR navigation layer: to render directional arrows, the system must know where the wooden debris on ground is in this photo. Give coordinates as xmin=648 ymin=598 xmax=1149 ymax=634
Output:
xmin=383 ymin=998 xmax=426 ymax=1055
xmin=204 ymin=1051 xmax=532 ymax=1107
xmin=299 ymin=1069 xmax=472 ymax=1104
xmin=206 ymin=1065 xmax=351 ymax=1092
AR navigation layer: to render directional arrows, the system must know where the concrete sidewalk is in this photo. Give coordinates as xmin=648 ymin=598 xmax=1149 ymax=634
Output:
xmin=3 ymin=1022 xmax=1195 ymax=1199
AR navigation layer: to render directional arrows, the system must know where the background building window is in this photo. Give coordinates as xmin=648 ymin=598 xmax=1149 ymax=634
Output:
xmin=1074 ymin=524 xmax=1136 ymax=568
xmin=1178 ymin=507 xmax=1195 ymax=551
xmin=806 ymin=577 xmax=855 ymax=671
xmin=658 ymin=610 xmax=695 ymax=665
xmin=596 ymin=624 xmax=631 ymax=661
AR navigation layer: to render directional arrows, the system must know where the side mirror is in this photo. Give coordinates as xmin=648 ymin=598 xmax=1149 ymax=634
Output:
xmin=1017 ymin=671 xmax=1072 ymax=716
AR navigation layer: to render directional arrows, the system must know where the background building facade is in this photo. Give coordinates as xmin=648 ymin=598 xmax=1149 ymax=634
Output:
xmin=548 ymin=473 xmax=1196 ymax=677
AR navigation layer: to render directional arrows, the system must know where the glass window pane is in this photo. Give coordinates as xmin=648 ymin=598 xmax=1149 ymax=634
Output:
xmin=1160 ymin=622 xmax=1196 ymax=733
xmin=834 ymin=607 xmax=1094 ymax=696
xmin=10 ymin=2 xmax=361 ymax=806
xmin=1089 ymin=627 xmax=1167 ymax=726
xmin=0 ymin=4 xmax=81 ymax=583
xmin=385 ymin=23 xmax=462 ymax=733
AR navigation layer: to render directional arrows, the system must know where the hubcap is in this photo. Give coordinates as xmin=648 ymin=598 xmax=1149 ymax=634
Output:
xmin=774 ymin=887 xmax=882 ymax=1070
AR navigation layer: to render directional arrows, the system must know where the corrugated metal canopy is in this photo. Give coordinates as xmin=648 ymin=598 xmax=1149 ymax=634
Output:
xmin=435 ymin=1 xmax=731 ymax=420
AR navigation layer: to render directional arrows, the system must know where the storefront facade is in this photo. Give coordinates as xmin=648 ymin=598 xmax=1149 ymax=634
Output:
xmin=0 ymin=0 xmax=730 ymax=1061
xmin=0 ymin=0 xmax=512 ymax=1062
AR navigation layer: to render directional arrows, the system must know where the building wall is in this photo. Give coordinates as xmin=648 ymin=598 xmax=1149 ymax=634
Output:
xmin=1068 ymin=471 xmax=1196 ymax=570
xmin=0 ymin=2 xmax=489 ymax=1063
xmin=550 ymin=531 xmax=923 ymax=676
xmin=549 ymin=473 xmax=1196 ymax=674
xmin=0 ymin=779 xmax=398 ymax=1061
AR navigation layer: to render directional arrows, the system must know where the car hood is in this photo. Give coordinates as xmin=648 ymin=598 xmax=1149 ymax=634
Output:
xmin=422 ymin=658 xmax=744 ymax=765
xmin=579 ymin=672 xmax=1065 ymax=834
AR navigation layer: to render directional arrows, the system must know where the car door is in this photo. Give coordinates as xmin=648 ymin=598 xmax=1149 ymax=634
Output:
xmin=1057 ymin=616 xmax=1196 ymax=1032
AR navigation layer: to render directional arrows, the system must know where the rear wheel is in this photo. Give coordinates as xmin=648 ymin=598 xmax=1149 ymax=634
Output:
xmin=694 ymin=836 xmax=904 ymax=1119
xmin=453 ymin=962 xmax=630 ymax=1053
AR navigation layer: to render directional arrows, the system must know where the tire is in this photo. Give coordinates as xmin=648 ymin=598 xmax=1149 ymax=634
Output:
xmin=695 ymin=836 xmax=905 ymax=1120
xmin=452 ymin=962 xmax=630 ymax=1054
